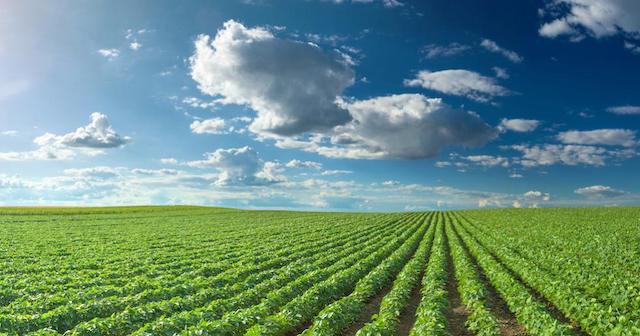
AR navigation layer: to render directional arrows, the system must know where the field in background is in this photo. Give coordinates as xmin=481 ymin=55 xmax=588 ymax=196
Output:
xmin=1 ymin=206 xmax=639 ymax=335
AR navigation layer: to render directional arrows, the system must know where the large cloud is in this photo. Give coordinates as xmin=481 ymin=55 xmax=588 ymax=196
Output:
xmin=190 ymin=20 xmax=355 ymax=137
xmin=404 ymin=70 xmax=510 ymax=103
xmin=539 ymin=0 xmax=640 ymax=41
xmin=276 ymin=94 xmax=497 ymax=160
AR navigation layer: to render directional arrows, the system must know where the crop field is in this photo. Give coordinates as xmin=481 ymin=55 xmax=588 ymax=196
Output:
xmin=0 ymin=206 xmax=639 ymax=335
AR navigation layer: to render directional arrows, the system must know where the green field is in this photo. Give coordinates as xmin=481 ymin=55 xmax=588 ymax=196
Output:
xmin=1 ymin=206 xmax=639 ymax=335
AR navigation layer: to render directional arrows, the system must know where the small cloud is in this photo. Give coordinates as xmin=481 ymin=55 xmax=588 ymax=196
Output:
xmin=285 ymin=160 xmax=323 ymax=169
xmin=404 ymin=69 xmax=510 ymax=103
xmin=556 ymin=129 xmax=637 ymax=147
xmin=190 ymin=118 xmax=227 ymax=135
xmin=492 ymin=66 xmax=510 ymax=79
xmin=421 ymin=43 xmax=470 ymax=59
xmin=320 ymin=169 xmax=353 ymax=176
xmin=130 ymin=41 xmax=142 ymax=51
xmin=97 ymin=48 xmax=120 ymax=60
xmin=480 ymin=39 xmax=523 ymax=63
xmin=160 ymin=158 xmax=179 ymax=165
xmin=607 ymin=105 xmax=640 ymax=115
xmin=1 ymin=130 xmax=18 ymax=137
xmin=575 ymin=185 xmax=626 ymax=198
xmin=498 ymin=118 xmax=540 ymax=133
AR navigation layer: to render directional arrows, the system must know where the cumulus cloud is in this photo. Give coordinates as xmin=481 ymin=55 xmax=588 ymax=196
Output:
xmin=190 ymin=118 xmax=227 ymax=134
xmin=575 ymin=185 xmax=627 ymax=198
xmin=480 ymin=39 xmax=524 ymax=63
xmin=185 ymin=146 xmax=283 ymax=186
xmin=54 ymin=113 xmax=130 ymax=148
xmin=556 ymin=129 xmax=637 ymax=147
xmin=538 ymin=0 xmax=640 ymax=42
xmin=190 ymin=20 xmax=355 ymax=137
xmin=607 ymin=105 xmax=640 ymax=115
xmin=1 ymin=130 xmax=18 ymax=136
xmin=421 ymin=43 xmax=470 ymax=59
xmin=0 ymin=113 xmax=130 ymax=161
xmin=404 ymin=70 xmax=510 ymax=103
xmin=498 ymin=118 xmax=541 ymax=133
xmin=277 ymin=94 xmax=497 ymax=160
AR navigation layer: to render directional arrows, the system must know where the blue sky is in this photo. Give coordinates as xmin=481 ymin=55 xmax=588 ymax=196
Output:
xmin=1 ymin=0 xmax=639 ymax=210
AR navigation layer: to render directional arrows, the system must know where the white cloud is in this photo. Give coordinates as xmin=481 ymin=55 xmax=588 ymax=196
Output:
xmin=524 ymin=190 xmax=551 ymax=201
xmin=404 ymin=69 xmax=510 ymax=103
xmin=539 ymin=0 xmax=640 ymax=41
xmin=498 ymin=118 xmax=541 ymax=133
xmin=1 ymin=130 xmax=18 ymax=136
xmin=480 ymin=39 xmax=524 ymax=63
xmin=0 ymin=113 xmax=129 ymax=161
xmin=277 ymin=94 xmax=497 ymax=160
xmin=51 ymin=113 xmax=131 ymax=148
xmin=97 ymin=48 xmax=120 ymax=60
xmin=539 ymin=18 xmax=581 ymax=39
xmin=160 ymin=158 xmax=179 ymax=165
xmin=328 ymin=0 xmax=403 ymax=7
xmin=190 ymin=118 xmax=227 ymax=134
xmin=185 ymin=146 xmax=283 ymax=186
xmin=625 ymin=41 xmax=640 ymax=54
xmin=509 ymin=173 xmax=524 ymax=178
xmin=421 ymin=43 xmax=470 ymax=59
xmin=463 ymin=155 xmax=509 ymax=168
xmin=607 ymin=105 xmax=640 ymax=115
xmin=492 ymin=66 xmax=510 ymax=79
xmin=190 ymin=20 xmax=354 ymax=137
xmin=129 ymin=41 xmax=142 ymax=50
xmin=320 ymin=169 xmax=352 ymax=176
xmin=509 ymin=144 xmax=636 ymax=167
xmin=575 ymin=185 xmax=627 ymax=198
xmin=556 ymin=129 xmax=637 ymax=147
xmin=285 ymin=160 xmax=322 ymax=169
xmin=182 ymin=97 xmax=217 ymax=109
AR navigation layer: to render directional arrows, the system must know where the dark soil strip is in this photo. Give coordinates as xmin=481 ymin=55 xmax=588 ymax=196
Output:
xmin=396 ymin=270 xmax=425 ymax=336
xmin=456 ymin=221 xmax=588 ymax=336
xmin=444 ymin=229 xmax=473 ymax=336
xmin=342 ymin=284 xmax=394 ymax=336
xmin=451 ymin=224 xmax=526 ymax=336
